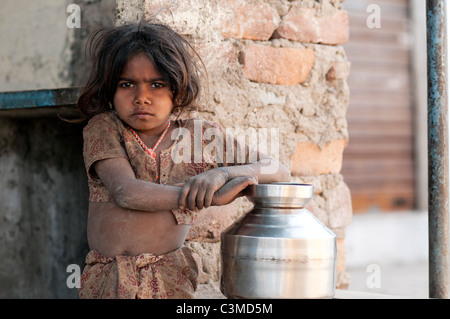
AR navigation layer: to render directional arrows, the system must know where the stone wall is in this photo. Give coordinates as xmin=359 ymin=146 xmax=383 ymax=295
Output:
xmin=116 ymin=0 xmax=352 ymax=296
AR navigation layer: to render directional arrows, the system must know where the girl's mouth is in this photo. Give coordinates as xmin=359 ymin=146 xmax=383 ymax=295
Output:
xmin=132 ymin=110 xmax=153 ymax=118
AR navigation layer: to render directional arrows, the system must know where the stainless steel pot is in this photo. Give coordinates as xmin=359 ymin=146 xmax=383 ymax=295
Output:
xmin=220 ymin=183 xmax=337 ymax=299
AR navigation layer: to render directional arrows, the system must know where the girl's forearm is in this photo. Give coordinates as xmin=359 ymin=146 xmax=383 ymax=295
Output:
xmin=108 ymin=158 xmax=290 ymax=212
xmin=113 ymin=180 xmax=183 ymax=212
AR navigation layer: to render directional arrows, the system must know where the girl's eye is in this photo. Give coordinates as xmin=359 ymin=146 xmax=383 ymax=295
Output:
xmin=152 ymin=82 xmax=165 ymax=89
xmin=120 ymin=82 xmax=134 ymax=88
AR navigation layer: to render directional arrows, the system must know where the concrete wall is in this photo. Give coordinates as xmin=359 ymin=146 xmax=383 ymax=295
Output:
xmin=0 ymin=0 xmax=116 ymax=91
xmin=0 ymin=0 xmax=70 ymax=91
xmin=0 ymin=118 xmax=87 ymax=298
xmin=0 ymin=0 xmax=115 ymax=298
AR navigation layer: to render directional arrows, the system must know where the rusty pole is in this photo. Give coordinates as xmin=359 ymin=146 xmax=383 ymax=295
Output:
xmin=426 ymin=0 xmax=449 ymax=299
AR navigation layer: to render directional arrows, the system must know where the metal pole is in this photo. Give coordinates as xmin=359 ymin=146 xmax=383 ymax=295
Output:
xmin=426 ymin=0 xmax=449 ymax=299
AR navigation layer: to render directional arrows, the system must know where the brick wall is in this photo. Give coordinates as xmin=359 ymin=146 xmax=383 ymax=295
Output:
xmin=117 ymin=0 xmax=352 ymax=296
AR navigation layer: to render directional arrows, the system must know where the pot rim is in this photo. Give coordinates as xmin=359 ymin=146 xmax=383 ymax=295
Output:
xmin=246 ymin=183 xmax=314 ymax=208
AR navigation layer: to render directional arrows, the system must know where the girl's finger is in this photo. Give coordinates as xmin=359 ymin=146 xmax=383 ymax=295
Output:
xmin=178 ymin=183 xmax=191 ymax=209
xmin=203 ymin=187 xmax=215 ymax=208
xmin=229 ymin=176 xmax=258 ymax=189
xmin=196 ymin=186 xmax=207 ymax=210
xmin=186 ymin=184 xmax=199 ymax=210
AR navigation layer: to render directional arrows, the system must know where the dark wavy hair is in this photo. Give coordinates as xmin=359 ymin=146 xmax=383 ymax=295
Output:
xmin=76 ymin=20 xmax=203 ymax=121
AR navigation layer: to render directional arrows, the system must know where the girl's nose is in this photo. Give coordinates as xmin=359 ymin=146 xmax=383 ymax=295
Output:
xmin=134 ymin=85 xmax=151 ymax=105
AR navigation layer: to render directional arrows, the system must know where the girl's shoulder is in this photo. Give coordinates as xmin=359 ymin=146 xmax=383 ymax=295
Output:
xmin=84 ymin=111 xmax=122 ymax=131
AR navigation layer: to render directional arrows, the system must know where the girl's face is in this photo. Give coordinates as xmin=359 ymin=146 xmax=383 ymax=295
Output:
xmin=113 ymin=53 xmax=174 ymax=135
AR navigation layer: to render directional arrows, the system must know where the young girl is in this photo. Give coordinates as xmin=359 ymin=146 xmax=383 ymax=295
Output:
xmin=77 ymin=20 xmax=290 ymax=299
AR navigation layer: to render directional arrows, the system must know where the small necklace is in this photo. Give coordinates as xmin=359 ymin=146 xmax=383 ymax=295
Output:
xmin=128 ymin=120 xmax=171 ymax=160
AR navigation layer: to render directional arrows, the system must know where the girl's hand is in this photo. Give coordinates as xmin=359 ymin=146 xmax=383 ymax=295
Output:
xmin=178 ymin=168 xmax=230 ymax=210
xmin=211 ymin=176 xmax=258 ymax=207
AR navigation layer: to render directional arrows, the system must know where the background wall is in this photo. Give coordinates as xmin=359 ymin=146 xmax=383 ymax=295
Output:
xmin=0 ymin=0 xmax=115 ymax=298
xmin=0 ymin=1 xmax=70 ymax=91
xmin=341 ymin=0 xmax=416 ymax=213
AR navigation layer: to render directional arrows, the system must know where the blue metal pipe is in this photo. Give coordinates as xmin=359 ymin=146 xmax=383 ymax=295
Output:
xmin=426 ymin=0 xmax=449 ymax=299
xmin=0 ymin=88 xmax=80 ymax=110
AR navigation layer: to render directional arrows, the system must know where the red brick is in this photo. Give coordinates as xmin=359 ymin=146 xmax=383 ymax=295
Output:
xmin=277 ymin=8 xmax=349 ymax=45
xmin=242 ymin=44 xmax=315 ymax=85
xmin=221 ymin=1 xmax=275 ymax=40
xmin=290 ymin=139 xmax=347 ymax=176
